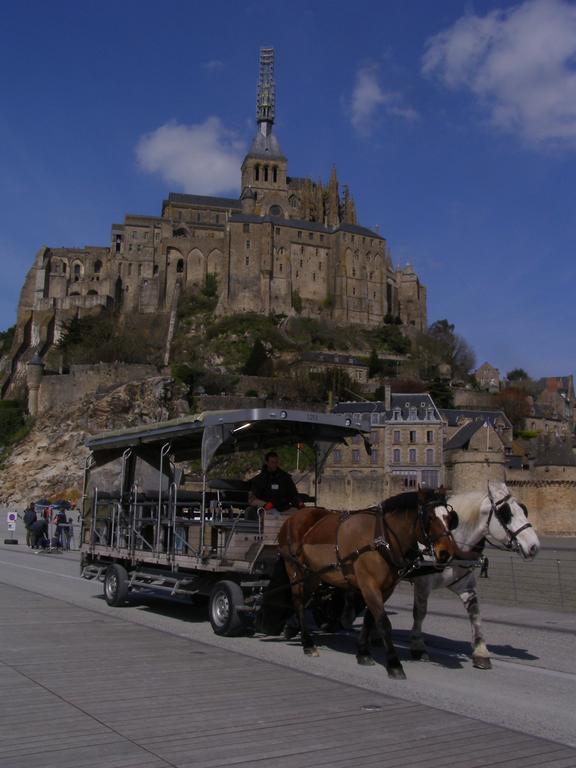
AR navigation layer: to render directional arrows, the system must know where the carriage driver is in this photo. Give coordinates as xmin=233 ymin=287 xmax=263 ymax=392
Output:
xmin=248 ymin=451 xmax=303 ymax=515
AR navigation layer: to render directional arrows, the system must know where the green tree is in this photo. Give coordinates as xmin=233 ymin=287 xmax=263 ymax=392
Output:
xmin=507 ymin=368 xmax=529 ymax=381
xmin=0 ymin=325 xmax=15 ymax=356
xmin=428 ymin=377 xmax=454 ymax=409
xmin=368 ymin=348 xmax=382 ymax=378
xmin=242 ymin=339 xmax=269 ymax=376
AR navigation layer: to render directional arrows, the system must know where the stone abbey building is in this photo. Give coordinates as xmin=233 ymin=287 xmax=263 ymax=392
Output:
xmin=5 ymin=49 xmax=426 ymax=395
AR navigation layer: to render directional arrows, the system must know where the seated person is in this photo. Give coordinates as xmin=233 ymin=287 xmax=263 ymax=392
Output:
xmin=248 ymin=451 xmax=303 ymax=518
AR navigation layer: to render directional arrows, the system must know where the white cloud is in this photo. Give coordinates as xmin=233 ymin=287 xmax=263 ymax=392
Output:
xmin=423 ymin=0 xmax=576 ymax=146
xmin=350 ymin=65 xmax=418 ymax=136
xmin=203 ymin=60 xmax=224 ymax=72
xmin=136 ymin=118 xmax=244 ymax=195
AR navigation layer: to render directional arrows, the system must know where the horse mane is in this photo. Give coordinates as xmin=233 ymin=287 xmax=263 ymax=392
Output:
xmin=447 ymin=490 xmax=486 ymax=527
xmin=380 ymin=489 xmax=439 ymax=513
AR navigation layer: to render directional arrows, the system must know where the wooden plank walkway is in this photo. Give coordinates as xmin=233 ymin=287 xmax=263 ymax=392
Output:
xmin=0 ymin=583 xmax=575 ymax=768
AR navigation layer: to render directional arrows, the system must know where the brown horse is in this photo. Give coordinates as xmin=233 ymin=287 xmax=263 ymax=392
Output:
xmin=277 ymin=488 xmax=461 ymax=679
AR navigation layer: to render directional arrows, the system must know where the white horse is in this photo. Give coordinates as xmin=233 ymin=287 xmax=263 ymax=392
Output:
xmin=409 ymin=480 xmax=540 ymax=670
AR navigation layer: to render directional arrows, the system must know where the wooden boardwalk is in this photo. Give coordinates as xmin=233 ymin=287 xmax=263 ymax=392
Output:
xmin=0 ymin=583 xmax=575 ymax=768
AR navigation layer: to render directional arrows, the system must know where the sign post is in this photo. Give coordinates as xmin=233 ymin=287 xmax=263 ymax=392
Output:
xmin=4 ymin=511 xmax=19 ymax=545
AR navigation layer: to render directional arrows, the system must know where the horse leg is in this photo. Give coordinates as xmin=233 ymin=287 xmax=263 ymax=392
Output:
xmin=293 ymin=575 xmax=320 ymax=657
xmin=361 ymin=584 xmax=406 ymax=679
xmin=356 ymin=608 xmax=376 ymax=665
xmin=410 ymin=579 xmax=432 ymax=661
xmin=451 ymin=578 xmax=492 ymax=670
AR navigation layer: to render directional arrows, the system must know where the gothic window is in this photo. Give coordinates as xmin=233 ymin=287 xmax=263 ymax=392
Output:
xmin=289 ymin=195 xmax=299 ymax=209
xmin=279 ymin=263 xmax=283 ymax=273
xmin=269 ymin=205 xmax=283 ymax=216
xmin=73 ymin=262 xmax=82 ymax=282
xmin=273 ymin=166 xmax=278 ymax=183
xmin=153 ymin=265 xmax=159 ymax=276
xmin=176 ymin=259 xmax=184 ymax=273
xmin=264 ymin=166 xmax=269 ymax=182
xmin=62 ymin=261 xmax=67 ymax=274
xmin=255 ymin=165 xmax=260 ymax=181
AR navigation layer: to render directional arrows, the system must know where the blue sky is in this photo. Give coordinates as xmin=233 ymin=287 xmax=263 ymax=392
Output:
xmin=1 ymin=0 xmax=574 ymax=380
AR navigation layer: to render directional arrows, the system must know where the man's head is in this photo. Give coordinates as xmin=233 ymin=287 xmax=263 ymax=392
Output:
xmin=264 ymin=451 xmax=279 ymax=472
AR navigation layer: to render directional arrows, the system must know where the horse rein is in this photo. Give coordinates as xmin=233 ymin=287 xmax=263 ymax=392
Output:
xmin=485 ymin=493 xmax=533 ymax=552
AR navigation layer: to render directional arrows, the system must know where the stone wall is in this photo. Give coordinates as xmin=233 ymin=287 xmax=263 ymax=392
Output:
xmin=507 ymin=466 xmax=576 ymax=535
xmin=453 ymin=389 xmax=498 ymax=409
xmin=38 ymin=363 xmax=157 ymax=413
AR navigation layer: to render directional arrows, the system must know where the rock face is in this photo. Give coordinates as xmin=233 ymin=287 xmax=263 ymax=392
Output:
xmin=0 ymin=377 xmax=189 ymax=505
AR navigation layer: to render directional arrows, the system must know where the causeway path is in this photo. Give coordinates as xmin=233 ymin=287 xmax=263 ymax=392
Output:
xmin=0 ymin=542 xmax=575 ymax=768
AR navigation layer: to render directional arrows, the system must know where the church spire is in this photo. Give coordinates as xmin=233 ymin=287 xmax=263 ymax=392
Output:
xmin=257 ymin=47 xmax=275 ymax=137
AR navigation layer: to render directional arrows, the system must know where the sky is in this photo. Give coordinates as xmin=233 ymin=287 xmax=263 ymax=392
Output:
xmin=1 ymin=0 xmax=575 ymax=380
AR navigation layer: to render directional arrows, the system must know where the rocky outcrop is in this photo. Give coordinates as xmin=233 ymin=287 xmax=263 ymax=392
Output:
xmin=0 ymin=377 xmax=189 ymax=505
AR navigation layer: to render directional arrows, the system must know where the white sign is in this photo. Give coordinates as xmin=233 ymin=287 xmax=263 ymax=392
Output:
xmin=7 ymin=522 xmax=15 ymax=532
xmin=6 ymin=512 xmax=17 ymax=524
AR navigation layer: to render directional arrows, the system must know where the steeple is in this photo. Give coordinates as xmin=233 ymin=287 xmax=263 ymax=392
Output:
xmin=257 ymin=47 xmax=275 ymax=137
xmin=241 ymin=47 xmax=288 ymax=215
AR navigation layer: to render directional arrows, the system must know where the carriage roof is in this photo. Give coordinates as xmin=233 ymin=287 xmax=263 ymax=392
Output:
xmin=86 ymin=408 xmax=370 ymax=472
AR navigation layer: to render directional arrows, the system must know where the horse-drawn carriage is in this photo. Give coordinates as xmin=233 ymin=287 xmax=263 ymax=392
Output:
xmin=80 ymin=408 xmax=373 ymax=635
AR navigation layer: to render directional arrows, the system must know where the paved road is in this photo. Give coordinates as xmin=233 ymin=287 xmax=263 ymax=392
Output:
xmin=0 ymin=543 xmax=575 ymax=767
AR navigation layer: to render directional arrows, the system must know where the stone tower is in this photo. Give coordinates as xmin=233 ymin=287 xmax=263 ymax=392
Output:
xmin=240 ymin=48 xmax=289 ymax=217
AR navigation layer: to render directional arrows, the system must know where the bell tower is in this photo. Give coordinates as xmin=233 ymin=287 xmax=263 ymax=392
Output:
xmin=241 ymin=48 xmax=288 ymax=217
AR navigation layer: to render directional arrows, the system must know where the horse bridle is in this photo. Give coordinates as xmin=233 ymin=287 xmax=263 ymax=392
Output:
xmin=417 ymin=500 xmax=456 ymax=550
xmin=485 ymin=493 xmax=533 ymax=552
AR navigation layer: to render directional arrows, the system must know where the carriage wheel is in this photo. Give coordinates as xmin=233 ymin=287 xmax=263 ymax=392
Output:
xmin=209 ymin=580 xmax=245 ymax=636
xmin=104 ymin=563 xmax=129 ymax=606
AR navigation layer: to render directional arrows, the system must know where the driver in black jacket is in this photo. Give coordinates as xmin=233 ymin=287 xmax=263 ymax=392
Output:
xmin=249 ymin=451 xmax=302 ymax=513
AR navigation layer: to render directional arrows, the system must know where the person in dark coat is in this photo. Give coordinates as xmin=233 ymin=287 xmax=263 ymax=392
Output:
xmin=249 ymin=451 xmax=302 ymax=513
xmin=30 ymin=518 xmax=49 ymax=550
xmin=23 ymin=504 xmax=37 ymax=547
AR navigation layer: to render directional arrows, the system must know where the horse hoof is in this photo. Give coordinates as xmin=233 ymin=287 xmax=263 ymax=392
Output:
xmin=284 ymin=625 xmax=299 ymax=640
xmin=304 ymin=646 xmax=319 ymax=657
xmin=473 ymin=656 xmax=492 ymax=670
xmin=356 ymin=654 xmax=375 ymax=666
xmin=410 ymin=649 xmax=430 ymax=662
xmin=387 ymin=666 xmax=407 ymax=680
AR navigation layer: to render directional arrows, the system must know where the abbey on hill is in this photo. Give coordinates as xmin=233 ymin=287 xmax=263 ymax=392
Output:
xmin=5 ymin=48 xmax=426 ymax=395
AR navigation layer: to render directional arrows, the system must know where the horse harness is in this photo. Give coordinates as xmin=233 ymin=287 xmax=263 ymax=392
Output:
xmin=286 ymin=498 xmax=450 ymax=586
xmin=485 ymin=493 xmax=533 ymax=552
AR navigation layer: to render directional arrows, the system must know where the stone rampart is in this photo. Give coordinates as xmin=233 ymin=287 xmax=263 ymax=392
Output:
xmin=506 ymin=467 xmax=576 ymax=535
xmin=38 ymin=363 xmax=157 ymax=413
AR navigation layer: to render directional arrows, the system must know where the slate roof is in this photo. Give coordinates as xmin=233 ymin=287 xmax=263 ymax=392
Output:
xmin=439 ymin=408 xmax=512 ymax=429
xmin=445 ymin=420 xmax=488 ymax=450
xmin=333 ymin=394 xmax=441 ymax=422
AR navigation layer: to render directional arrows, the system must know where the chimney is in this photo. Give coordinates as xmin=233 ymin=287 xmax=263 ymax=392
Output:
xmin=384 ymin=384 xmax=391 ymax=412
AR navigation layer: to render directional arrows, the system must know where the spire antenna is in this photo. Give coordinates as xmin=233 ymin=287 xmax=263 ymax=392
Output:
xmin=257 ymin=47 xmax=275 ymax=136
